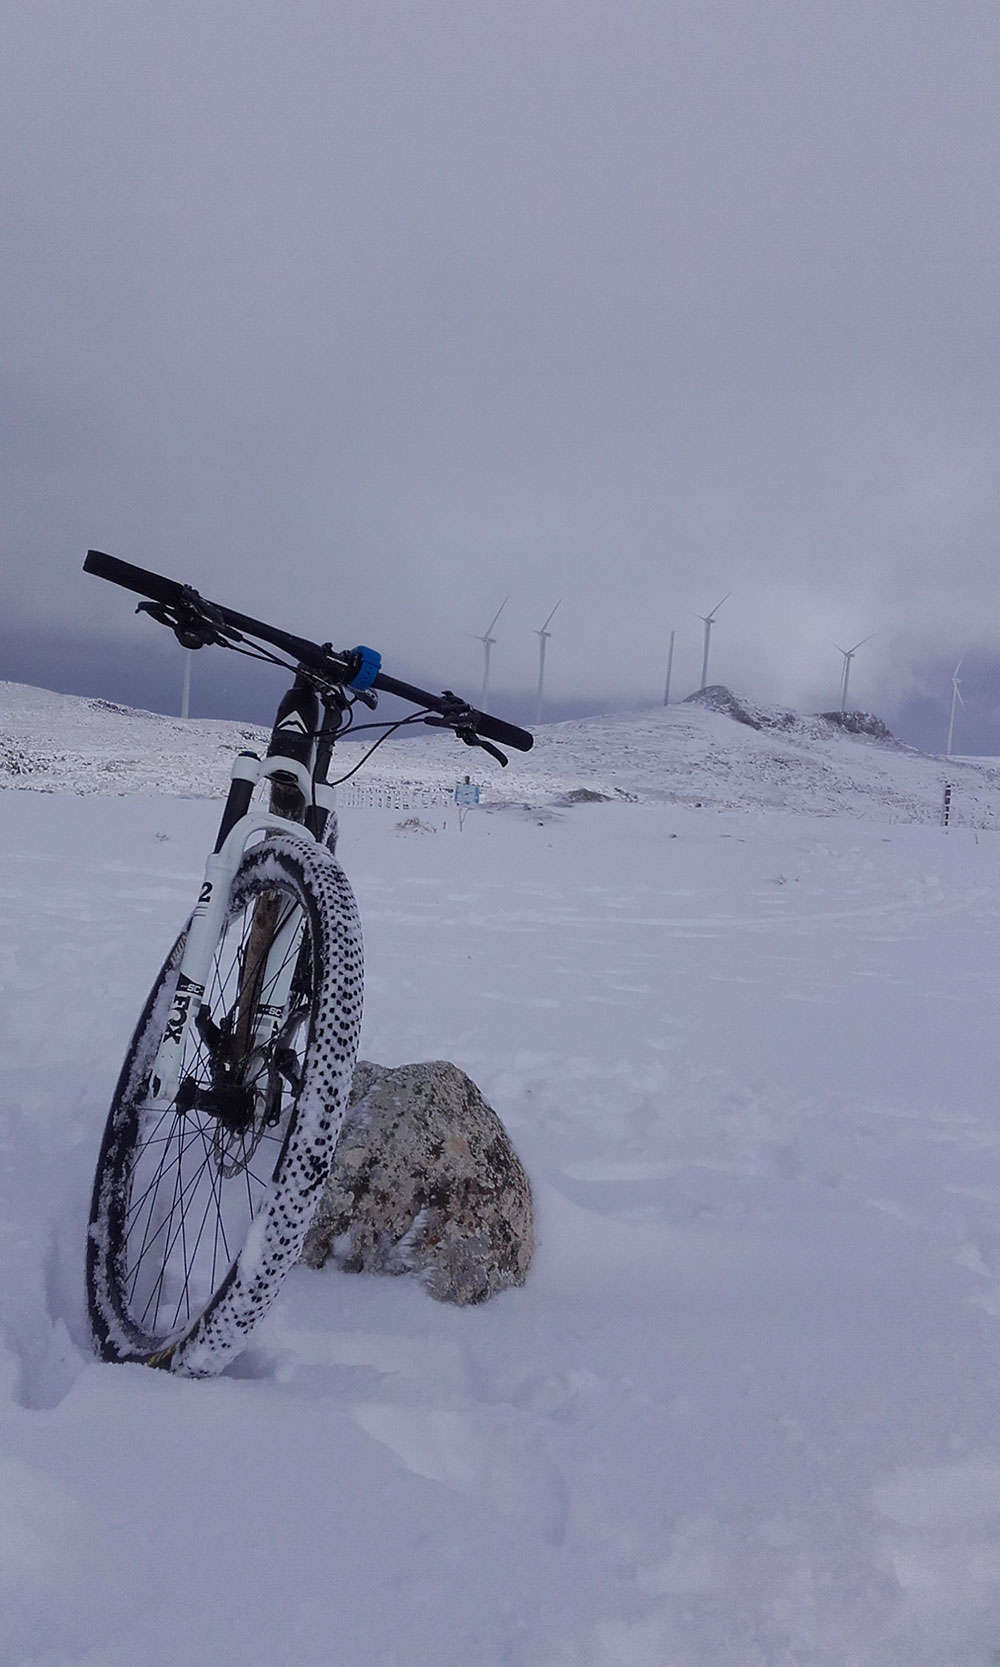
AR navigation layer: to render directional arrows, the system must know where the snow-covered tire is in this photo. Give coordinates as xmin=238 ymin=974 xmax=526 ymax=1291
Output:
xmin=86 ymin=834 xmax=363 ymax=1376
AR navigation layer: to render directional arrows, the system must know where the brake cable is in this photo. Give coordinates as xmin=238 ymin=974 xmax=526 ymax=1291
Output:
xmin=135 ymin=589 xmax=508 ymax=762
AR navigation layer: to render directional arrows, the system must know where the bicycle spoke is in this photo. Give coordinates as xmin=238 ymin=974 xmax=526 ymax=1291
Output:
xmin=127 ymin=1119 xmax=191 ymax=1299
xmin=168 ymin=1171 xmax=226 ymax=1332
xmin=242 ymin=1126 xmax=255 ymax=1219
xmin=125 ymin=1119 xmax=208 ymax=1233
xmin=143 ymin=1116 xmax=188 ymax=1330
xmin=140 ymin=1117 xmax=229 ymax=1328
xmin=130 ymin=1136 xmax=216 ymax=1303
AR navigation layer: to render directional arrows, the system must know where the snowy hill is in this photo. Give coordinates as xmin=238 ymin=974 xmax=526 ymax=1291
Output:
xmin=3 ymin=676 xmax=999 ymax=826
xmin=0 ymin=680 xmax=270 ymax=797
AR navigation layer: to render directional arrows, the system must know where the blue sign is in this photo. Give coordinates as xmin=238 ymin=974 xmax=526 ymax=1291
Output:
xmin=454 ymin=781 xmax=480 ymax=806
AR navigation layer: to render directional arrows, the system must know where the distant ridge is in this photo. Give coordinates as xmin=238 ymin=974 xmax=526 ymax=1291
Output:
xmin=2 ymin=677 xmax=1000 ymax=826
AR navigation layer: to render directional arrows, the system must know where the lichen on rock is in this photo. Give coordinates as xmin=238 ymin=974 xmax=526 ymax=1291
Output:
xmin=301 ymin=1059 xmax=534 ymax=1305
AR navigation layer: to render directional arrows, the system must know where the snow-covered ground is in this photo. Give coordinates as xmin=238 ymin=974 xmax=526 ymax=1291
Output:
xmin=5 ymin=683 xmax=1000 ymax=1664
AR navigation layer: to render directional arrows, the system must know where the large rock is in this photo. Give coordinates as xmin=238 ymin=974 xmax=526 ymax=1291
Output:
xmin=301 ymin=1059 xmax=534 ymax=1305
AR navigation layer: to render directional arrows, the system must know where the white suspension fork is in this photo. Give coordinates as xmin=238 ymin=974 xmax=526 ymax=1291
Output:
xmin=146 ymin=753 xmax=335 ymax=1106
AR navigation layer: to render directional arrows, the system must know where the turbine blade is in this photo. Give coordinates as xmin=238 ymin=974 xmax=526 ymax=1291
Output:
xmin=484 ymin=596 xmax=509 ymax=637
xmin=539 ymin=599 xmax=561 ymax=633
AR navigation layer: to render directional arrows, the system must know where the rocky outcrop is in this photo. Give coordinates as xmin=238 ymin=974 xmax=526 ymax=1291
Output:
xmin=819 ymin=710 xmax=893 ymax=740
xmin=684 ymin=685 xmax=761 ymax=728
xmin=684 ymin=686 xmax=896 ymax=744
xmin=301 ymin=1059 xmax=534 ymax=1305
xmin=684 ymin=685 xmax=797 ymax=732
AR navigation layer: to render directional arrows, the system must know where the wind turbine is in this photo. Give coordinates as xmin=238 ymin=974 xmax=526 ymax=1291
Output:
xmin=834 ymin=634 xmax=874 ymax=714
xmin=475 ymin=597 xmax=508 ymax=706
xmin=946 ymin=658 xmax=964 ymax=757
xmin=697 ymin=593 xmax=730 ymax=690
xmin=533 ymin=600 xmax=560 ymax=724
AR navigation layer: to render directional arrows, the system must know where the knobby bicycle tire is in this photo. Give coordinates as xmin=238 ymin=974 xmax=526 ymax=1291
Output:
xmin=86 ymin=833 xmax=363 ymax=1375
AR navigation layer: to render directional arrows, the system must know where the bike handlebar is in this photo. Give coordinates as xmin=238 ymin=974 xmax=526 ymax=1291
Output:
xmin=84 ymin=549 xmax=189 ymax=610
xmin=83 ymin=550 xmax=534 ymax=753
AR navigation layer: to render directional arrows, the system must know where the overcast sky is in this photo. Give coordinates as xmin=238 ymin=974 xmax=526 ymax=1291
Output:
xmin=4 ymin=1 xmax=999 ymax=750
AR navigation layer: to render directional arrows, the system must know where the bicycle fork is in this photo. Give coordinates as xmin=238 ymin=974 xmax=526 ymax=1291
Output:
xmin=145 ymin=751 xmax=333 ymax=1108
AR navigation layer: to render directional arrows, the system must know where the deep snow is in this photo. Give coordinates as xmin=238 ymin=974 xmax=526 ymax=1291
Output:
xmin=4 ymin=684 xmax=1000 ymax=1664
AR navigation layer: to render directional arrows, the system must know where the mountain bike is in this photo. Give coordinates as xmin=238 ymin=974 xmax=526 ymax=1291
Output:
xmin=82 ymin=550 xmax=532 ymax=1376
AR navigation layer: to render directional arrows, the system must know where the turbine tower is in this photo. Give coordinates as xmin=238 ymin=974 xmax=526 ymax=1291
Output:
xmin=663 ymin=629 xmax=676 ymax=706
xmin=834 ymin=634 xmax=874 ymax=714
xmin=946 ymin=658 xmax=964 ymax=757
xmin=181 ymin=649 xmax=192 ymax=719
xmin=476 ymin=597 xmax=508 ymax=706
xmin=533 ymin=600 xmax=560 ymax=725
xmin=698 ymin=593 xmax=730 ymax=690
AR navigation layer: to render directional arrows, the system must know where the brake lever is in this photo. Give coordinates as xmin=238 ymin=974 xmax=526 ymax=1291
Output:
xmin=459 ymin=729 xmax=508 ymax=767
xmin=421 ymin=713 xmax=509 ymax=766
xmin=421 ymin=695 xmax=509 ymax=766
xmin=135 ymin=599 xmax=175 ymax=628
xmin=136 ymin=592 xmax=243 ymax=652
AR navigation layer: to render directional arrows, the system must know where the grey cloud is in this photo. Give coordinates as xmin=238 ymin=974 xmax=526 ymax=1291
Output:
xmin=3 ymin=1 xmax=999 ymax=752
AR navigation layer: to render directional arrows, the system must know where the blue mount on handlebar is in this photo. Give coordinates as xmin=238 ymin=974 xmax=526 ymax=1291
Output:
xmin=348 ymin=645 xmax=382 ymax=690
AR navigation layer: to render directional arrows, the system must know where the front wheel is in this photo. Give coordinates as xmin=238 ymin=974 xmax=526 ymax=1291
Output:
xmin=86 ymin=833 xmax=363 ymax=1375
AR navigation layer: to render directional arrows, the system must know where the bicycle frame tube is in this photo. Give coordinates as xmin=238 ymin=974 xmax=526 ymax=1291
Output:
xmin=146 ymin=751 xmax=328 ymax=1105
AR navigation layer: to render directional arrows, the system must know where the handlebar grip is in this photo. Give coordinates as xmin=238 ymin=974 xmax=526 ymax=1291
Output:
xmin=84 ymin=550 xmax=188 ymax=609
xmin=471 ymin=709 xmax=534 ymax=752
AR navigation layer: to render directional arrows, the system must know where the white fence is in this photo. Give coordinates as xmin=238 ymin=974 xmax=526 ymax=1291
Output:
xmin=335 ymin=779 xmax=454 ymax=811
